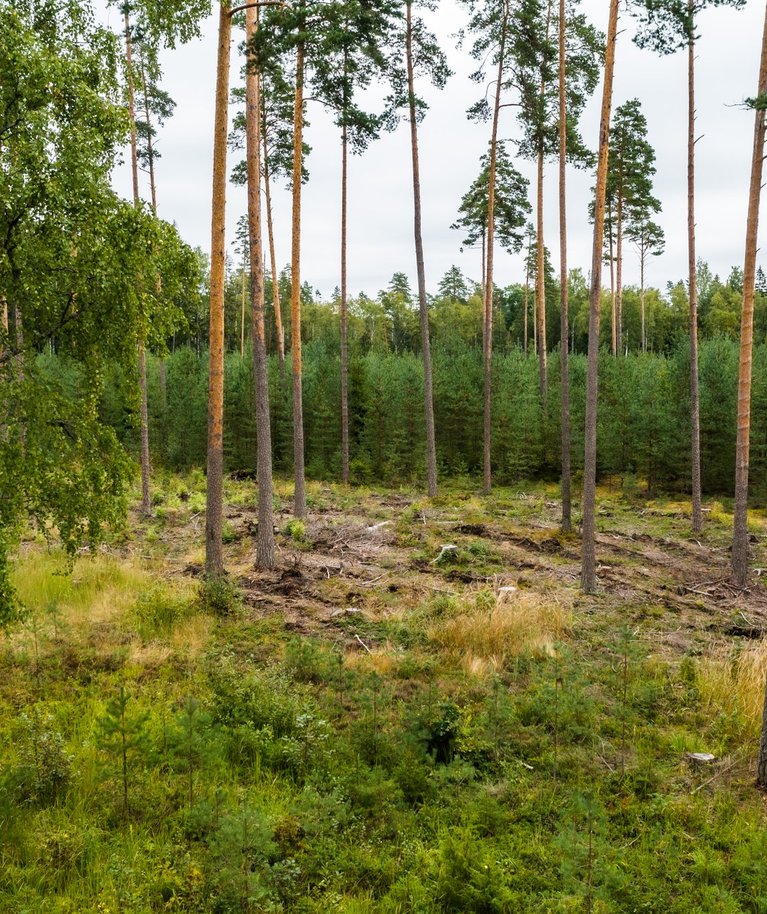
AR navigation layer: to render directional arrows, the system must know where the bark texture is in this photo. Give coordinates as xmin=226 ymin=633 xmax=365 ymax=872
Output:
xmin=582 ymin=0 xmax=619 ymax=594
xmin=124 ymin=9 xmax=152 ymax=517
xmin=558 ymin=0 xmax=571 ymax=533
xmin=406 ymin=0 xmax=438 ymax=498
xmin=733 ymin=1 xmax=767 ymax=593
xmin=688 ymin=10 xmax=703 ymax=534
xmin=616 ymin=189 xmax=623 ymax=354
xmin=480 ymin=3 xmax=508 ymax=495
xmin=340 ymin=122 xmax=351 ymax=485
xmin=536 ymin=145 xmax=547 ymax=396
xmin=263 ymin=124 xmax=286 ymax=366
xmin=205 ymin=2 xmax=233 ymax=577
xmin=245 ymin=4 xmax=275 ymax=569
xmin=291 ymin=40 xmax=307 ymax=519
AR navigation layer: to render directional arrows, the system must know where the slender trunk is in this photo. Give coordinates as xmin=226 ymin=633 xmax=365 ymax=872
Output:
xmin=125 ymin=10 xmax=152 ymax=516
xmin=524 ymin=237 xmax=530 ymax=356
xmin=582 ymin=0 xmax=620 ymax=594
xmin=481 ymin=3 xmax=509 ymax=495
xmin=536 ymin=0 xmax=553 ymax=399
xmin=733 ymin=1 xmax=767 ymax=592
xmin=159 ymin=357 xmax=167 ymax=460
xmin=406 ymin=0 xmax=438 ymax=498
xmin=537 ymin=146 xmax=547 ymax=394
xmin=138 ymin=345 xmax=151 ymax=511
xmin=558 ymin=0 xmax=571 ymax=533
xmin=481 ymin=228 xmax=486 ymax=324
xmin=263 ymin=119 xmax=285 ymax=367
xmin=291 ymin=39 xmax=307 ymax=519
xmin=245 ymin=4 xmax=275 ymax=569
xmin=340 ymin=121 xmax=351 ymax=485
xmin=616 ymin=188 xmax=623 ymax=355
xmin=124 ymin=11 xmax=140 ymax=206
xmin=140 ymin=57 xmax=158 ymax=216
xmin=205 ymin=2 xmax=233 ymax=577
xmin=241 ymin=261 xmax=246 ymax=356
xmin=640 ymin=248 xmax=646 ymax=354
xmin=689 ymin=7 xmax=703 ymax=534
xmin=609 ymin=215 xmax=616 ymax=356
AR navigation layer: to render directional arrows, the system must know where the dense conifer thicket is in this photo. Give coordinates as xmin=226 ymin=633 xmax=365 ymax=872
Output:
xmin=97 ymin=337 xmax=767 ymax=497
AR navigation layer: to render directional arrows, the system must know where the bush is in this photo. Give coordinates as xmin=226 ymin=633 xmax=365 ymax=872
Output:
xmin=199 ymin=576 xmax=242 ymax=618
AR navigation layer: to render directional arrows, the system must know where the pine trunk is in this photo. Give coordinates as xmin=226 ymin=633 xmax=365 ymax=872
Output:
xmin=140 ymin=57 xmax=158 ymax=216
xmin=640 ymin=248 xmax=646 ymax=353
xmin=263 ymin=123 xmax=286 ymax=366
xmin=480 ymin=6 xmax=508 ymax=495
xmin=536 ymin=145 xmax=547 ymax=397
xmin=406 ymin=0 xmax=438 ymax=498
xmin=689 ymin=10 xmax=703 ymax=534
xmin=340 ymin=122 xmax=350 ymax=485
xmin=205 ymin=1 xmax=233 ymax=577
xmin=291 ymin=39 xmax=307 ymax=519
xmin=536 ymin=0 xmax=553 ymax=400
xmin=582 ymin=0 xmax=620 ymax=595
xmin=616 ymin=189 xmax=623 ymax=354
xmin=609 ymin=218 xmax=616 ymax=356
xmin=241 ymin=263 xmax=246 ymax=356
xmin=124 ymin=10 xmax=152 ymax=517
xmin=733 ymin=2 xmax=767 ymax=593
xmin=245 ymin=4 xmax=275 ymax=569
xmin=558 ymin=0 xmax=571 ymax=533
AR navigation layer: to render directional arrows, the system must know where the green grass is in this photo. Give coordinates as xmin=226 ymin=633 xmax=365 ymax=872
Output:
xmin=1 ymin=480 xmax=766 ymax=912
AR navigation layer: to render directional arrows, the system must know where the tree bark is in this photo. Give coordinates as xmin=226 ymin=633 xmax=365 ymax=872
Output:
xmin=609 ymin=216 xmax=616 ymax=356
xmin=140 ymin=56 xmax=158 ymax=217
xmin=640 ymin=245 xmax=646 ymax=353
xmin=245 ymin=3 xmax=275 ymax=569
xmin=340 ymin=121 xmax=351 ymax=485
xmin=524 ymin=234 xmax=530 ymax=356
xmin=480 ymin=2 xmax=509 ymax=495
xmin=536 ymin=145 xmax=547 ymax=395
xmin=582 ymin=0 xmax=620 ymax=595
xmin=733 ymin=0 xmax=767 ymax=592
xmin=124 ymin=10 xmax=152 ymax=517
xmin=689 ymin=4 xmax=703 ymax=534
xmin=616 ymin=188 xmax=623 ymax=354
xmin=263 ymin=121 xmax=286 ymax=366
xmin=558 ymin=0 xmax=571 ymax=533
xmin=205 ymin=1 xmax=233 ymax=577
xmin=536 ymin=0 xmax=553 ymax=400
xmin=406 ymin=0 xmax=438 ymax=498
xmin=241 ymin=261 xmax=246 ymax=356
xmin=291 ymin=38 xmax=307 ymax=519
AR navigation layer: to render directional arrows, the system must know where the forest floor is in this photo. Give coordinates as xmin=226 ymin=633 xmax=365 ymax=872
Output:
xmin=3 ymin=475 xmax=767 ymax=912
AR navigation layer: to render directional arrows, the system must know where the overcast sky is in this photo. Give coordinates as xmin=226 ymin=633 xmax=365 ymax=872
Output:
xmin=107 ymin=0 xmax=766 ymax=299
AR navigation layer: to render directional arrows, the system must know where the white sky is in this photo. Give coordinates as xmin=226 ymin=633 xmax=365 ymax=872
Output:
xmin=106 ymin=0 xmax=767 ymax=298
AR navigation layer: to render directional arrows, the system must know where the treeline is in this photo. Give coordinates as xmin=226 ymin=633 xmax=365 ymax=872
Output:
xmin=174 ymin=262 xmax=767 ymax=359
xmin=95 ymin=337 xmax=767 ymax=500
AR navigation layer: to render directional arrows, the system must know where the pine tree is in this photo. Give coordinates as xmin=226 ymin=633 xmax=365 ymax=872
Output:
xmin=206 ymin=0 xmax=235 ymax=576
xmin=313 ymin=0 xmax=395 ymax=486
xmin=582 ymin=0 xmax=619 ymax=595
xmin=458 ymin=0 xmax=516 ymax=493
xmin=244 ymin=3 xmax=275 ymax=569
xmin=385 ymin=0 xmax=450 ymax=497
xmin=633 ymin=0 xmax=746 ymax=533
xmin=604 ymin=99 xmax=660 ymax=355
xmin=626 ymin=216 xmax=664 ymax=353
xmin=733 ymin=15 xmax=767 ymax=596
xmin=509 ymin=0 xmax=602 ymax=399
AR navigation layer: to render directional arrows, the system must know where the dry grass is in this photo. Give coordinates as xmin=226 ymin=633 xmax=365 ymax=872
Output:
xmin=428 ymin=586 xmax=573 ymax=676
xmin=700 ymin=639 xmax=767 ymax=731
